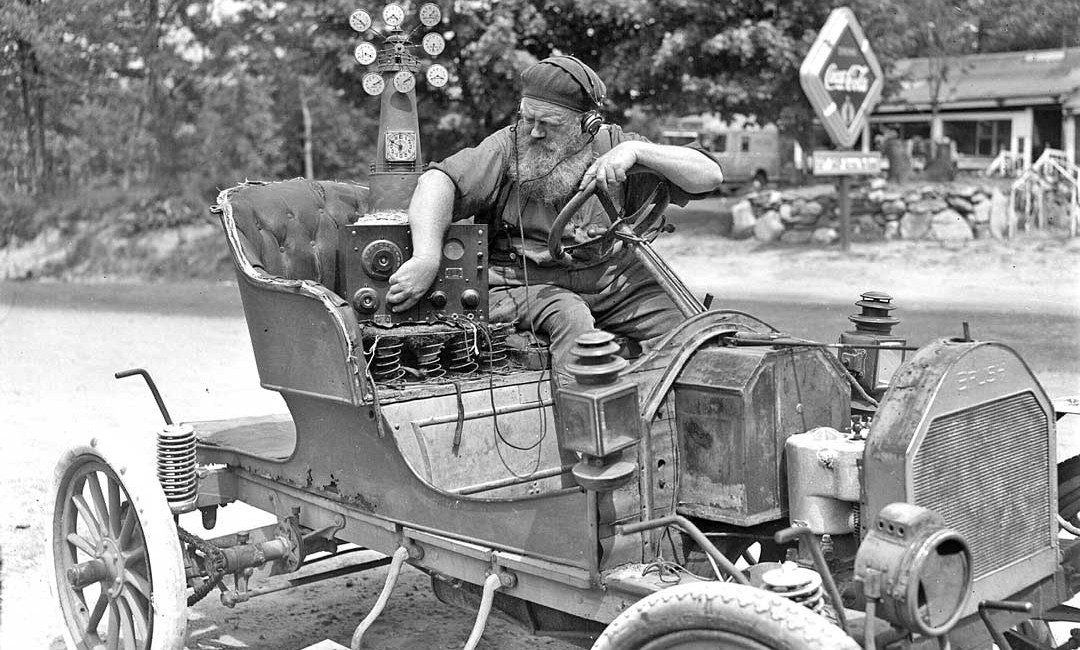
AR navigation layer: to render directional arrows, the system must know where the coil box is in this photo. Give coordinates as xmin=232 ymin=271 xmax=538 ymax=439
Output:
xmin=342 ymin=223 xmax=488 ymax=325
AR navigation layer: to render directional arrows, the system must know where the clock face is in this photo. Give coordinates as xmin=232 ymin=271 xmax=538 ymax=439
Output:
xmin=354 ymin=42 xmax=378 ymax=66
xmin=362 ymin=72 xmax=385 ymax=96
xmin=422 ymin=32 xmax=445 ymax=56
xmin=426 ymin=64 xmax=448 ymax=88
xmin=385 ymin=131 xmax=417 ymax=162
xmin=418 ymin=3 xmax=442 ymax=27
xmin=349 ymin=10 xmax=371 ymax=33
xmin=382 ymin=3 xmax=405 ymax=28
xmin=393 ymin=70 xmax=415 ymax=94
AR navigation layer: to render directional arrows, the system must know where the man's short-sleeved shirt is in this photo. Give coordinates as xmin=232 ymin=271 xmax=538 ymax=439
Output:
xmin=429 ymin=124 xmax=720 ymax=269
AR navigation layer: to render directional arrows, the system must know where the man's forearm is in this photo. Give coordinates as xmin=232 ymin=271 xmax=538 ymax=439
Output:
xmin=408 ymin=169 xmax=456 ymax=260
xmin=631 ymin=141 xmax=724 ymax=193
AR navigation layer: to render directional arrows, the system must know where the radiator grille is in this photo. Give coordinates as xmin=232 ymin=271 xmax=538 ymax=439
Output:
xmin=912 ymin=392 xmax=1050 ymax=579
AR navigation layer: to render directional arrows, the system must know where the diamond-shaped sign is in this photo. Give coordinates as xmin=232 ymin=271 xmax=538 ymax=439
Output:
xmin=800 ymin=8 xmax=884 ymax=149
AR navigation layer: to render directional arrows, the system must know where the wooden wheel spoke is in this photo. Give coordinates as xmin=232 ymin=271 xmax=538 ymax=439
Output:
xmin=124 ymin=567 xmax=151 ymax=599
xmin=108 ymin=479 xmax=122 ymax=537
xmin=124 ymin=545 xmax=147 ymax=567
xmin=67 ymin=531 xmax=97 ymax=556
xmin=119 ymin=504 xmax=137 ymax=548
xmin=87 ymin=472 xmax=110 ymax=532
xmin=121 ymin=585 xmax=150 ymax=644
xmin=107 ymin=600 xmax=120 ymax=650
xmin=116 ymin=598 xmax=138 ymax=650
xmin=72 ymin=494 xmax=104 ymax=542
xmin=86 ymin=592 xmax=109 ymax=634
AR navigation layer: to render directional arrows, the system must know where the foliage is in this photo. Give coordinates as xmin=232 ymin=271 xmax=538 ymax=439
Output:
xmin=0 ymin=0 xmax=1076 ymax=243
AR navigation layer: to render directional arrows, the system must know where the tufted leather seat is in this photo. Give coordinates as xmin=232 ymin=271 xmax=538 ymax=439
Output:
xmin=225 ymin=179 xmax=370 ymax=292
xmin=215 ymin=179 xmax=372 ymax=406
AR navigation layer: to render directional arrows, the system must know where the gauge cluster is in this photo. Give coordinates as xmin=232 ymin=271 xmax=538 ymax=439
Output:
xmin=349 ymin=3 xmax=450 ymax=97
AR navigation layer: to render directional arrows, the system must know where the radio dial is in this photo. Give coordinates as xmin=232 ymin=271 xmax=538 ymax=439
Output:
xmin=460 ymin=289 xmax=481 ymax=309
xmin=352 ymin=288 xmax=380 ymax=313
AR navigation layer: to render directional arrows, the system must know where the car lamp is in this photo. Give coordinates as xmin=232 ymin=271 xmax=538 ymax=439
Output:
xmin=839 ymin=291 xmax=906 ymax=401
xmin=557 ymin=331 xmax=640 ymax=491
xmin=854 ymin=502 xmax=972 ymax=638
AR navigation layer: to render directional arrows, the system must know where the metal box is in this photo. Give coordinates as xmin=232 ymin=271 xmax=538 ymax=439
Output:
xmin=673 ymin=345 xmax=850 ymax=526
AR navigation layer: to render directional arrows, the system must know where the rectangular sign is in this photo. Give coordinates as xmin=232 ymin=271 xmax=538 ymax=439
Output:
xmin=811 ymin=150 xmax=882 ymax=176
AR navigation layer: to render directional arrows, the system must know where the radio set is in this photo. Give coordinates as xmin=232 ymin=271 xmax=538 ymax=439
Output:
xmin=342 ymin=223 xmax=488 ymax=325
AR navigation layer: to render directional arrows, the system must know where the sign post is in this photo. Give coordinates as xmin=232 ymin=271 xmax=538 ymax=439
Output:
xmin=800 ymin=7 xmax=884 ymax=251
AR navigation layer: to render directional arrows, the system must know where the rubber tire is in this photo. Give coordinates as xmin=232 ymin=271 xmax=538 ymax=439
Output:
xmin=592 ymin=582 xmax=860 ymax=650
xmin=47 ymin=438 xmax=188 ymax=650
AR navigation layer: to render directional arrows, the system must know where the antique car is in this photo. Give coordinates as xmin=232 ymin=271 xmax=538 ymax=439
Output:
xmin=47 ymin=4 xmax=1080 ymax=650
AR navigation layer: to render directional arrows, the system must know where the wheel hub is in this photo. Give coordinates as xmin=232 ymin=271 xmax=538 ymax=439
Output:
xmin=66 ymin=536 xmax=127 ymax=599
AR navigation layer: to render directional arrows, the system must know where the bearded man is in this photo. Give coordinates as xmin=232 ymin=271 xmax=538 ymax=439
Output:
xmin=386 ymin=55 xmax=724 ymax=378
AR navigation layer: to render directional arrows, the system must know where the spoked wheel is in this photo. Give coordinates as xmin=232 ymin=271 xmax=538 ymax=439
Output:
xmin=592 ymin=582 xmax=860 ymax=650
xmin=48 ymin=441 xmax=187 ymax=650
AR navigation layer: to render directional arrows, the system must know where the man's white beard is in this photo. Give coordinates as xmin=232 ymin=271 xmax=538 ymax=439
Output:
xmin=509 ymin=125 xmax=593 ymax=206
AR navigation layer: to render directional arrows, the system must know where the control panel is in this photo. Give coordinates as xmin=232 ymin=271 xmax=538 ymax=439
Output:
xmin=342 ymin=224 xmax=488 ymax=325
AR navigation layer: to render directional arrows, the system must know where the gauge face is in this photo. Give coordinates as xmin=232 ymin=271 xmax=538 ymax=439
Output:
xmin=385 ymin=130 xmax=417 ymax=162
xmin=348 ymin=10 xmax=371 ymax=33
xmin=426 ymin=64 xmax=448 ymax=88
xmin=422 ymin=32 xmax=445 ymax=56
xmin=354 ymin=42 xmax=378 ymax=66
xmin=362 ymin=72 xmax=385 ymax=96
xmin=392 ymin=70 xmax=415 ymax=93
xmin=382 ymin=3 xmax=405 ymax=28
xmin=418 ymin=3 xmax=442 ymax=27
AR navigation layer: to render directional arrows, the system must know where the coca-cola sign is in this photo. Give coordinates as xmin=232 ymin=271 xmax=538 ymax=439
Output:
xmin=800 ymin=8 xmax=884 ymax=148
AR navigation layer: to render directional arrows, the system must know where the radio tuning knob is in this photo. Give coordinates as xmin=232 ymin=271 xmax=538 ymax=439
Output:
xmin=428 ymin=291 xmax=447 ymax=308
xmin=353 ymin=288 xmax=380 ymax=313
xmin=460 ymin=289 xmax=480 ymax=309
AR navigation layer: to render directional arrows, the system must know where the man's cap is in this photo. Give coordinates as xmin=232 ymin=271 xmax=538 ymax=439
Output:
xmin=521 ymin=56 xmax=606 ymax=112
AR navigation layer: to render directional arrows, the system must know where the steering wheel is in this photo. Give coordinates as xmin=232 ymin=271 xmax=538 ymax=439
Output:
xmin=547 ymin=166 xmax=670 ymax=262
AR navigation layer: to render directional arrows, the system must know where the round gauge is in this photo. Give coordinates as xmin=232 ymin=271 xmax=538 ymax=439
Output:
xmin=382 ymin=3 xmax=405 ymax=28
xmin=354 ymin=42 xmax=378 ymax=66
xmin=418 ymin=3 xmax=442 ymax=27
xmin=422 ymin=32 xmax=445 ymax=56
xmin=348 ymin=10 xmax=371 ymax=33
xmin=362 ymin=72 xmax=385 ymax=96
xmin=393 ymin=70 xmax=415 ymax=93
xmin=385 ymin=130 xmax=417 ymax=162
xmin=426 ymin=64 xmax=448 ymax=88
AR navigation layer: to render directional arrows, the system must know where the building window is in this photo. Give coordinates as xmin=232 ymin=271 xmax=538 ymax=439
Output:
xmin=944 ymin=120 xmax=1012 ymax=156
xmin=740 ymin=136 xmax=751 ymax=152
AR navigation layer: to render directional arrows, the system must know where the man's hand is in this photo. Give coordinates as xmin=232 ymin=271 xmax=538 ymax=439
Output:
xmin=386 ymin=256 xmax=440 ymax=312
xmin=581 ymin=141 xmax=640 ymax=195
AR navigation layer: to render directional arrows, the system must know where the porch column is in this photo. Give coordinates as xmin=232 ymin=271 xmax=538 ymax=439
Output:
xmin=1064 ymin=110 xmax=1077 ymax=165
xmin=1023 ymin=107 xmax=1035 ymax=167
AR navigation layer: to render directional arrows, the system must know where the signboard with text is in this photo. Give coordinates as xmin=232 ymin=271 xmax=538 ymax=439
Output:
xmin=800 ymin=8 xmax=884 ymax=149
xmin=811 ymin=150 xmax=882 ymax=176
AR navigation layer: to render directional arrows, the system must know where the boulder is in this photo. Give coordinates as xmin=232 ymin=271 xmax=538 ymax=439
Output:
xmin=900 ymin=211 xmax=933 ymax=239
xmin=947 ymin=196 xmax=973 ymax=213
xmin=988 ymin=188 xmax=1011 ymax=239
xmin=753 ymin=210 xmax=785 ymax=242
xmin=869 ymin=177 xmax=887 ymax=190
xmin=778 ymin=203 xmax=794 ymax=224
xmin=812 ymin=227 xmax=839 ymax=245
xmin=930 ymin=208 xmax=974 ymax=242
xmin=867 ymin=189 xmax=886 ymax=203
xmin=970 ymin=199 xmax=992 ymax=224
xmin=884 ymin=220 xmax=901 ymax=240
xmin=908 ymin=198 xmax=948 ymax=214
xmin=971 ymin=191 xmax=988 ymax=204
xmin=780 ymin=228 xmax=813 ymax=244
xmin=950 ymin=184 xmax=978 ymax=198
xmin=764 ymin=190 xmax=784 ymax=207
xmin=903 ymin=191 xmax=923 ymax=204
xmin=803 ymin=201 xmax=824 ymax=218
xmin=731 ymin=200 xmax=757 ymax=239
xmin=881 ymin=199 xmax=906 ymax=216
xmin=853 ymin=215 xmax=885 ymax=241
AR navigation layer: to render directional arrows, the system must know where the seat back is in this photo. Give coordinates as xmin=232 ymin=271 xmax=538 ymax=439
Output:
xmin=215 ymin=179 xmax=372 ymax=406
xmin=224 ymin=179 xmax=369 ymax=291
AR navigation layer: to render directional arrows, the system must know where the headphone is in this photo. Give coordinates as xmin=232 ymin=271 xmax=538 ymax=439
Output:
xmin=540 ymin=55 xmax=606 ymax=136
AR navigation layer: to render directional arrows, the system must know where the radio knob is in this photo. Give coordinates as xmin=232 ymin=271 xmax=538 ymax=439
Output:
xmin=428 ymin=291 xmax=448 ymax=308
xmin=352 ymin=288 xmax=380 ymax=312
xmin=460 ymin=289 xmax=481 ymax=309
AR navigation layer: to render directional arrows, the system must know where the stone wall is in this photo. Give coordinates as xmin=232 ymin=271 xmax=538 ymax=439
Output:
xmin=730 ymin=178 xmax=1013 ymax=245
